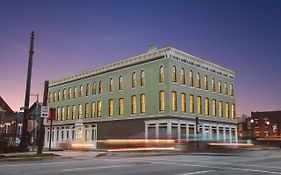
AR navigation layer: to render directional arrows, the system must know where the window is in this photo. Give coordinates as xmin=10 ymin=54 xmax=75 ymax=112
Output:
xmin=181 ymin=93 xmax=186 ymax=113
xmin=140 ymin=70 xmax=145 ymax=87
xmin=119 ymin=98 xmax=124 ymax=116
xmin=204 ymin=75 xmax=208 ymax=90
xmin=67 ymin=106 xmax=70 ymax=120
xmin=58 ymin=90 xmax=61 ymax=101
xmin=109 ymin=99 xmax=113 ymax=117
xmin=218 ymin=81 xmax=222 ymax=94
xmin=205 ymin=98 xmax=209 ymax=116
xmin=132 ymin=72 xmax=137 ymax=88
xmin=225 ymin=102 xmax=230 ymax=118
xmin=48 ymin=93 xmax=52 ymax=103
xmin=92 ymin=82 xmax=96 ymax=95
xmin=91 ymin=102 xmax=96 ymax=118
xmin=159 ymin=91 xmax=165 ymax=111
xmin=230 ymin=84 xmax=234 ymax=96
xmin=211 ymin=79 xmax=215 ymax=92
xmin=180 ymin=68 xmax=185 ymax=85
xmin=140 ymin=94 xmax=145 ymax=113
xmin=61 ymin=107 xmax=65 ymax=120
xmin=172 ymin=65 xmax=176 ymax=82
xmin=53 ymin=92 xmax=56 ymax=102
xmin=68 ymin=88 xmax=72 ymax=100
xmin=219 ymin=101 xmax=223 ymax=117
xmin=159 ymin=66 xmax=164 ymax=83
xmin=78 ymin=104 xmax=82 ymax=119
xmin=189 ymin=70 xmax=194 ymax=87
xmin=212 ymin=99 xmax=217 ymax=117
xmin=172 ymin=91 xmax=177 ymax=111
xmin=79 ymin=85 xmax=83 ymax=97
xmin=57 ymin=107 xmax=61 ymax=121
xmin=109 ymin=78 xmax=114 ymax=92
xmin=231 ymin=104 xmax=235 ymax=119
xmin=97 ymin=101 xmax=102 ymax=117
xmin=62 ymin=89 xmax=66 ymax=101
xmin=189 ymin=95 xmax=194 ymax=113
xmin=132 ymin=95 xmax=137 ymax=114
xmin=224 ymin=82 xmax=228 ymax=95
xmin=86 ymin=83 xmax=90 ymax=96
xmin=72 ymin=105 xmax=76 ymax=120
xmin=197 ymin=96 xmax=202 ymax=114
xmin=98 ymin=81 xmax=102 ymax=94
xmin=85 ymin=103 xmax=89 ymax=118
xmin=74 ymin=87 xmax=77 ymax=99
xmin=196 ymin=73 xmax=201 ymax=89
xmin=119 ymin=76 xmax=123 ymax=90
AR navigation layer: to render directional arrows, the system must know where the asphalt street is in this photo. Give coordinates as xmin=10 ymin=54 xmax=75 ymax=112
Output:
xmin=0 ymin=150 xmax=281 ymax=175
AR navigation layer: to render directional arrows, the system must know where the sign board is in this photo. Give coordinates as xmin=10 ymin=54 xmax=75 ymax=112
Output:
xmin=41 ymin=106 xmax=49 ymax=118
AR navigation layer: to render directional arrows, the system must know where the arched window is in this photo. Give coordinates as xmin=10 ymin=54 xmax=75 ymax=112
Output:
xmin=119 ymin=98 xmax=124 ymax=115
xmin=197 ymin=96 xmax=202 ymax=114
xmin=98 ymin=81 xmax=102 ymax=94
xmin=225 ymin=102 xmax=229 ymax=118
xmin=86 ymin=83 xmax=90 ymax=96
xmin=172 ymin=65 xmax=177 ymax=82
xmin=63 ymin=89 xmax=66 ymax=101
xmin=79 ymin=85 xmax=83 ymax=97
xmin=92 ymin=82 xmax=96 ymax=95
xmin=48 ymin=93 xmax=52 ymax=103
xmin=159 ymin=91 xmax=165 ymax=111
xmin=204 ymin=97 xmax=209 ymax=116
xmin=204 ymin=75 xmax=208 ymax=90
xmin=72 ymin=105 xmax=76 ymax=120
xmin=181 ymin=93 xmax=186 ymax=113
xmin=218 ymin=81 xmax=222 ymax=94
xmin=212 ymin=99 xmax=217 ymax=117
xmin=74 ymin=87 xmax=77 ymax=99
xmin=230 ymin=84 xmax=234 ymax=96
xmin=140 ymin=70 xmax=145 ymax=87
xmin=231 ymin=104 xmax=235 ymax=119
xmin=119 ymin=76 xmax=123 ymax=90
xmin=61 ymin=107 xmax=65 ymax=120
xmin=140 ymin=94 xmax=145 ymax=113
xmin=211 ymin=79 xmax=215 ymax=92
xmin=196 ymin=73 xmax=201 ymax=89
xmin=219 ymin=101 xmax=223 ymax=117
xmin=131 ymin=95 xmax=137 ymax=114
xmin=159 ymin=66 xmax=164 ymax=83
xmin=109 ymin=99 xmax=113 ymax=116
xmin=67 ymin=106 xmax=70 ymax=120
xmin=91 ymin=102 xmax=96 ymax=118
xmin=58 ymin=90 xmax=61 ymax=101
xmin=68 ymin=88 xmax=72 ymax=100
xmin=172 ymin=91 xmax=177 ymax=111
xmin=97 ymin=101 xmax=102 ymax=117
xmin=57 ymin=107 xmax=61 ymax=121
xmin=189 ymin=95 xmax=194 ymax=113
xmin=78 ymin=104 xmax=82 ymax=119
xmin=132 ymin=72 xmax=137 ymax=88
xmin=109 ymin=78 xmax=114 ymax=92
xmin=189 ymin=70 xmax=193 ymax=87
xmin=85 ymin=103 xmax=89 ymax=118
xmin=180 ymin=68 xmax=185 ymax=85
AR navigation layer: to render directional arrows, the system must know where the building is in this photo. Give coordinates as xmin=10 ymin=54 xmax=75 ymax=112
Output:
xmin=237 ymin=114 xmax=252 ymax=140
xmin=44 ymin=46 xmax=237 ymax=149
xmin=251 ymin=111 xmax=281 ymax=138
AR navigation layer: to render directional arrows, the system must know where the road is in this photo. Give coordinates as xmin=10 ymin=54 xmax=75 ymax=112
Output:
xmin=0 ymin=150 xmax=281 ymax=175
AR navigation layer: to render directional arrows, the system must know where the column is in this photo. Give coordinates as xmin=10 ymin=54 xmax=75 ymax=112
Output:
xmin=178 ymin=123 xmax=181 ymax=142
xmin=223 ymin=126 xmax=226 ymax=142
xmin=229 ymin=128 xmax=232 ymax=143
xmin=216 ymin=126 xmax=219 ymax=141
xmin=235 ymin=126 xmax=238 ymax=143
xmin=145 ymin=122 xmax=148 ymax=139
xmin=156 ymin=122 xmax=159 ymax=139
xmin=167 ymin=122 xmax=172 ymax=139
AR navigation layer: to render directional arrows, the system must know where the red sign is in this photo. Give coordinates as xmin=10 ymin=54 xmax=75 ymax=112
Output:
xmin=48 ymin=108 xmax=56 ymax=121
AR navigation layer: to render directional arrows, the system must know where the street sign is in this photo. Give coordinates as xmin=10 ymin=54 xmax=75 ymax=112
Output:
xmin=41 ymin=106 xmax=49 ymax=118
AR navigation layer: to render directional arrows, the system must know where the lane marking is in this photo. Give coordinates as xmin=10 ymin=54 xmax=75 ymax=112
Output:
xmin=176 ymin=170 xmax=214 ymax=175
xmin=61 ymin=165 xmax=135 ymax=172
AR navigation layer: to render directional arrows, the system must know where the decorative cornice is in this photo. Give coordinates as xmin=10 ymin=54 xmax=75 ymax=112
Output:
xmin=49 ymin=47 xmax=236 ymax=87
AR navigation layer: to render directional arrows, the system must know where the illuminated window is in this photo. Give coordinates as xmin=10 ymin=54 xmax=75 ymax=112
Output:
xmin=204 ymin=98 xmax=209 ymax=116
xmin=212 ymin=99 xmax=217 ymax=117
xmin=49 ymin=93 xmax=52 ymax=103
xmin=61 ymin=107 xmax=65 ymax=120
xmin=140 ymin=70 xmax=145 ymax=87
xmin=92 ymin=82 xmax=96 ymax=95
xmin=172 ymin=65 xmax=176 ymax=82
xmin=85 ymin=103 xmax=89 ymax=118
xmin=68 ymin=88 xmax=72 ymax=100
xmin=98 ymin=81 xmax=102 ymax=94
xmin=189 ymin=95 xmax=194 ymax=113
xmin=230 ymin=84 xmax=234 ymax=96
xmin=211 ymin=79 xmax=215 ymax=92
xmin=74 ymin=87 xmax=77 ymax=99
xmin=72 ymin=105 xmax=76 ymax=120
xmin=78 ymin=104 xmax=82 ymax=119
xmin=218 ymin=81 xmax=222 ymax=94
xmin=197 ymin=96 xmax=202 ymax=114
xmin=119 ymin=98 xmax=124 ymax=116
xmin=91 ymin=102 xmax=96 ymax=118
xmin=140 ymin=94 xmax=145 ymax=113
xmin=109 ymin=78 xmax=114 ymax=92
xmin=67 ymin=106 xmax=70 ymax=120
xmin=57 ymin=107 xmax=61 ymax=121
xmin=132 ymin=95 xmax=137 ymax=114
xmin=159 ymin=66 xmax=164 ymax=83
xmin=219 ymin=101 xmax=223 ymax=117
xmin=189 ymin=70 xmax=194 ymax=87
xmin=97 ymin=101 xmax=102 ymax=117
xmin=172 ymin=91 xmax=177 ymax=111
xmin=119 ymin=76 xmax=124 ymax=90
xmin=204 ymin=75 xmax=208 ymax=90
xmin=231 ymin=104 xmax=235 ymax=119
xmin=58 ymin=90 xmax=61 ymax=101
xmin=86 ymin=83 xmax=90 ymax=96
xmin=109 ymin=99 xmax=113 ymax=117
xmin=180 ymin=68 xmax=185 ymax=85
xmin=53 ymin=92 xmax=56 ymax=102
xmin=225 ymin=102 xmax=229 ymax=118
xmin=63 ymin=89 xmax=66 ymax=101
xmin=224 ymin=82 xmax=228 ymax=95
xmin=132 ymin=72 xmax=137 ymax=88
xmin=79 ymin=85 xmax=83 ymax=97
xmin=196 ymin=73 xmax=201 ymax=89
xmin=159 ymin=91 xmax=165 ymax=111
xmin=181 ymin=93 xmax=186 ymax=113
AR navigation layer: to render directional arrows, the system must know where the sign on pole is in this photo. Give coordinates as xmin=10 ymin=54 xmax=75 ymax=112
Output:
xmin=41 ymin=106 xmax=49 ymax=118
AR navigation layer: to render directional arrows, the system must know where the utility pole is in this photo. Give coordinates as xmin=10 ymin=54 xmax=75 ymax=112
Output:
xmin=19 ymin=31 xmax=35 ymax=152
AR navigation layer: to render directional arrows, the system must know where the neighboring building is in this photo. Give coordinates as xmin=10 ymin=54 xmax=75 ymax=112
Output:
xmin=251 ymin=111 xmax=281 ymax=138
xmin=237 ymin=114 xmax=252 ymax=140
xmin=44 ymin=46 xmax=237 ymax=149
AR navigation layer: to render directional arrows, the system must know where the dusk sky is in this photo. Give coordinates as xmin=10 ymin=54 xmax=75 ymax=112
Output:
xmin=0 ymin=0 xmax=280 ymax=117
